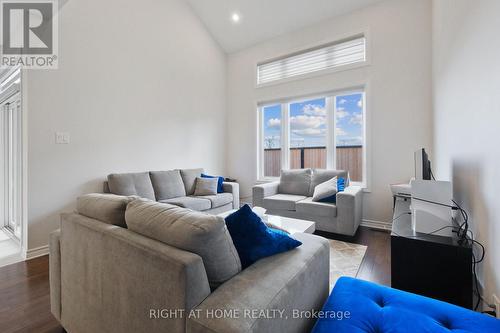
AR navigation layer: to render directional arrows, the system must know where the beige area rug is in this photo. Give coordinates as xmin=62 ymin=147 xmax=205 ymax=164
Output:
xmin=328 ymin=239 xmax=367 ymax=290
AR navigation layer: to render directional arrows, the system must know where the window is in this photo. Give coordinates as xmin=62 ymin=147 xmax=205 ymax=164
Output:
xmin=257 ymin=35 xmax=366 ymax=85
xmin=289 ymin=98 xmax=327 ymax=169
xmin=259 ymin=90 xmax=366 ymax=185
xmin=335 ymin=93 xmax=364 ymax=182
xmin=262 ymin=104 xmax=282 ymax=177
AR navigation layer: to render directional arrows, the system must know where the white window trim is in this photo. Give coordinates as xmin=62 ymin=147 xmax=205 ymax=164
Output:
xmin=258 ymin=87 xmax=370 ymax=190
xmin=281 ymin=103 xmax=289 ymax=171
xmin=257 ymin=108 xmax=266 ymax=181
xmin=326 ymin=96 xmax=335 ymax=169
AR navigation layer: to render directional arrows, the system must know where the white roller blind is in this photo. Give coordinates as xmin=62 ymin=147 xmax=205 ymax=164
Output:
xmin=257 ymin=36 xmax=366 ymax=85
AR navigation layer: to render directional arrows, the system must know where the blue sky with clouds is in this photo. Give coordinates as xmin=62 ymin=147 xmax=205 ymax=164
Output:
xmin=262 ymin=104 xmax=282 ymax=148
xmin=263 ymin=93 xmax=363 ymax=148
xmin=335 ymin=93 xmax=364 ymax=146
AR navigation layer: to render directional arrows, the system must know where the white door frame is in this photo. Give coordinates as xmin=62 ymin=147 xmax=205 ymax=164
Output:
xmin=0 ymin=68 xmax=27 ymax=259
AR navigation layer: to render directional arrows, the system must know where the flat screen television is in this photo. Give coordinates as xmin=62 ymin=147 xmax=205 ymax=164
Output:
xmin=414 ymin=148 xmax=432 ymax=180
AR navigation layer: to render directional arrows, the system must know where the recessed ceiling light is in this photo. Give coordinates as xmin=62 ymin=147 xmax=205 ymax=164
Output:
xmin=231 ymin=12 xmax=240 ymax=23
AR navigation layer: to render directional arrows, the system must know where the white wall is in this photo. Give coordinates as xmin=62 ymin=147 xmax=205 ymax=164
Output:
xmin=433 ymin=0 xmax=500 ymax=307
xmin=226 ymin=0 xmax=433 ymax=224
xmin=26 ymin=0 xmax=227 ymax=250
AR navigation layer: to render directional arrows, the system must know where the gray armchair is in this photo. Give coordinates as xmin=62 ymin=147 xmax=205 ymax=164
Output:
xmin=253 ymin=169 xmax=363 ymax=236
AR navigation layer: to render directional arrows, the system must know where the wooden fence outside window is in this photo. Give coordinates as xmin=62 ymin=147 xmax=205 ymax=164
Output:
xmin=264 ymin=145 xmax=362 ymax=181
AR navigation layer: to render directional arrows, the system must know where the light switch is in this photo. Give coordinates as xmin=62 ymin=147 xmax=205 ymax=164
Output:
xmin=55 ymin=132 xmax=70 ymax=144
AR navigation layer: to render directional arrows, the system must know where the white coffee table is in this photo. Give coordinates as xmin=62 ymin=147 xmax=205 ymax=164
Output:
xmin=218 ymin=208 xmax=316 ymax=234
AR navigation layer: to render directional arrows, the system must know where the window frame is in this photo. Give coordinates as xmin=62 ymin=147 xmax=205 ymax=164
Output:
xmin=258 ymin=88 xmax=368 ymax=189
xmin=255 ymin=30 xmax=371 ymax=88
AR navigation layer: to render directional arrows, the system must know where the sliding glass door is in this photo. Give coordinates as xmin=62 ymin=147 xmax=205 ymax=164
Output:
xmin=0 ymin=74 xmax=22 ymax=239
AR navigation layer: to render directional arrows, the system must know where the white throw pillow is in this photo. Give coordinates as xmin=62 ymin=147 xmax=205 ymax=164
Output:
xmin=194 ymin=177 xmax=218 ymax=196
xmin=312 ymin=176 xmax=338 ymax=202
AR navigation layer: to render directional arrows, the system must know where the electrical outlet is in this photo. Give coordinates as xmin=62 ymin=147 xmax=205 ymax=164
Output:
xmin=493 ymin=294 xmax=500 ymax=318
xmin=55 ymin=132 xmax=70 ymax=144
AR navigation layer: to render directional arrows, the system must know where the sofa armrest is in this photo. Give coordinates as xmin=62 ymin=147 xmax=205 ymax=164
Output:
xmin=187 ymin=233 xmax=330 ymax=333
xmin=336 ymin=185 xmax=363 ymax=236
xmin=49 ymin=229 xmax=61 ymax=321
xmin=59 ymin=213 xmax=211 ymax=333
xmin=223 ymin=182 xmax=240 ymax=209
xmin=252 ymin=182 xmax=279 ymax=207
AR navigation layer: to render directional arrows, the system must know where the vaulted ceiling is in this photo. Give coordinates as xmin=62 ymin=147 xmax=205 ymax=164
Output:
xmin=185 ymin=0 xmax=385 ymax=53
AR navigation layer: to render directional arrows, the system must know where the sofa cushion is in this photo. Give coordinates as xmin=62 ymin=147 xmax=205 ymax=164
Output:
xmin=194 ymin=177 xmax=218 ymax=196
xmin=76 ymin=193 xmax=136 ymax=227
xmin=262 ymin=194 xmax=307 ymax=211
xmin=318 ymin=177 xmax=346 ymax=203
xmin=107 ymin=172 xmax=156 ymax=200
xmin=309 ymin=169 xmax=349 ymax=196
xmin=201 ymin=173 xmax=224 ymax=193
xmin=279 ymin=169 xmax=312 ymax=196
xmin=125 ymin=199 xmax=241 ymax=289
xmin=149 ymin=170 xmax=186 ymax=200
xmin=312 ymin=176 xmax=338 ymax=202
xmin=296 ymin=197 xmax=337 ymax=217
xmin=187 ymin=232 xmax=330 ymax=333
xmin=224 ymin=205 xmax=302 ymax=269
xmin=199 ymin=193 xmax=233 ymax=209
xmin=180 ymin=168 xmax=204 ymax=195
xmin=160 ymin=196 xmax=211 ymax=211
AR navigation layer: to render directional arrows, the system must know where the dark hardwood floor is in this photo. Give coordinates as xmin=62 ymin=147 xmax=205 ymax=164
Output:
xmin=0 ymin=226 xmax=390 ymax=333
xmin=0 ymin=255 xmax=64 ymax=333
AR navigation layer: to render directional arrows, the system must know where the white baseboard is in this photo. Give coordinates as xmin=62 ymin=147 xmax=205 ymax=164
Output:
xmin=26 ymin=244 xmax=49 ymax=260
xmin=361 ymin=219 xmax=392 ymax=231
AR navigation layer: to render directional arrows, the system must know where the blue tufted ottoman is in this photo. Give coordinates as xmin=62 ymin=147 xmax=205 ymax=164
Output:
xmin=312 ymin=277 xmax=500 ymax=333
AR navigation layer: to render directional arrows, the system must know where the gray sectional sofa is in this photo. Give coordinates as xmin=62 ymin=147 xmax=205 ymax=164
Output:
xmin=104 ymin=168 xmax=239 ymax=214
xmin=49 ymin=194 xmax=330 ymax=333
xmin=253 ymin=169 xmax=363 ymax=236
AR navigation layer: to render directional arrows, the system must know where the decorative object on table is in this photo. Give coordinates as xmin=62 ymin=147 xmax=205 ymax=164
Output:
xmin=252 ymin=206 xmax=266 ymax=218
xmin=224 ymin=204 xmax=302 ymax=268
xmin=218 ymin=207 xmax=316 ymax=234
xmin=251 ymin=206 xmax=303 ymax=234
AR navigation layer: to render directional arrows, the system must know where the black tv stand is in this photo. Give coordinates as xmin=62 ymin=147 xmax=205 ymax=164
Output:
xmin=391 ymin=207 xmax=473 ymax=309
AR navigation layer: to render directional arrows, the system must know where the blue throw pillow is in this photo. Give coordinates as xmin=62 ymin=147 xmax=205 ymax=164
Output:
xmin=319 ymin=177 xmax=345 ymax=203
xmin=201 ymin=173 xmax=224 ymax=193
xmin=225 ymin=205 xmax=302 ymax=269
xmin=338 ymin=177 xmax=346 ymax=191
